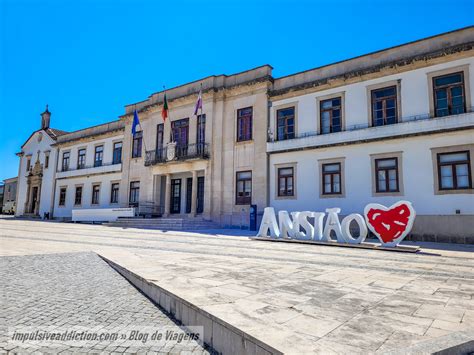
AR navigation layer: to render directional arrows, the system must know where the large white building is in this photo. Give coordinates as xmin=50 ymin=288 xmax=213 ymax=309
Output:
xmin=13 ymin=27 xmax=474 ymax=242
xmin=267 ymin=28 xmax=474 ymax=242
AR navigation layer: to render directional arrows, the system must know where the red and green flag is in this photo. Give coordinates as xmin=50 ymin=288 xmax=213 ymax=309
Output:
xmin=161 ymin=93 xmax=168 ymax=121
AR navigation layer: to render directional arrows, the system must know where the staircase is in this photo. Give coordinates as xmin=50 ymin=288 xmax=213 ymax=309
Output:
xmin=104 ymin=217 xmax=221 ymax=231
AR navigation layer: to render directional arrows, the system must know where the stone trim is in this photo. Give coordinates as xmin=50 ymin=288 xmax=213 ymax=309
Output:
xmin=271 ymin=101 xmax=299 ymax=140
xmin=426 ymin=64 xmax=471 ymax=118
xmin=370 ymin=151 xmax=404 ymax=197
xmin=269 ymin=43 xmax=473 ymax=99
xmin=430 ymin=144 xmax=474 ymax=195
xmin=274 ymin=162 xmax=297 ymax=200
xmin=318 ymin=157 xmax=346 ymax=198
xmin=366 ymin=79 xmax=402 ymax=127
xmin=268 ymin=126 xmax=474 ymax=155
xmin=315 ymin=91 xmax=346 ymax=134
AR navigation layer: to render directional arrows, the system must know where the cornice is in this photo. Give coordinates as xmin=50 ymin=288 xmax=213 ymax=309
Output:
xmin=269 ymin=43 xmax=474 ymax=100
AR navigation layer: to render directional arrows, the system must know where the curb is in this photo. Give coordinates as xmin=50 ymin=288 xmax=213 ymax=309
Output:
xmin=100 ymin=255 xmax=283 ymax=355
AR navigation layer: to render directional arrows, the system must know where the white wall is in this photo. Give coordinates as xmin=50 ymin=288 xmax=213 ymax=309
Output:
xmin=53 ymin=133 xmax=124 ymax=219
xmin=56 ymin=134 xmax=123 ymax=172
xmin=268 ymin=57 xmax=474 ymax=221
xmin=54 ymin=172 xmax=123 ymax=218
xmin=269 ymin=57 xmax=474 ymax=136
xmin=269 ymin=131 xmax=474 ymax=216
xmin=16 ymin=131 xmax=57 ymax=217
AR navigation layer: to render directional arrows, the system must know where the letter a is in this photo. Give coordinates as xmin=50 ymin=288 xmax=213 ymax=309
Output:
xmin=256 ymin=207 xmax=280 ymax=238
xmin=322 ymin=208 xmax=345 ymax=243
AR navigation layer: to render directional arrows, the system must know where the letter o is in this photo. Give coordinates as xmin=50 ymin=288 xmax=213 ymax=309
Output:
xmin=341 ymin=214 xmax=367 ymax=244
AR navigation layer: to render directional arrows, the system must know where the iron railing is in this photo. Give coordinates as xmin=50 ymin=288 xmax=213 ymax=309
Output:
xmin=145 ymin=143 xmax=210 ymax=166
xmin=58 ymin=161 xmax=122 ymax=173
xmin=130 ymin=201 xmax=164 ymax=217
xmin=267 ymin=107 xmax=474 ymax=142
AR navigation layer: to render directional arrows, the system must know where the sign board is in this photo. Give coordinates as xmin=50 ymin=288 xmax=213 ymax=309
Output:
xmin=72 ymin=207 xmax=135 ymax=222
xmin=256 ymin=201 xmax=416 ymax=247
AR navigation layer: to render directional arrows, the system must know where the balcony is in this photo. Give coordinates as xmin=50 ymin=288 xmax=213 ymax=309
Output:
xmin=145 ymin=143 xmax=210 ymax=166
xmin=56 ymin=161 xmax=122 ymax=179
xmin=268 ymin=109 xmax=474 ymax=153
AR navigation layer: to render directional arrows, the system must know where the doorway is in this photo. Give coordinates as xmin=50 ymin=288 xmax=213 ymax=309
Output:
xmin=31 ymin=186 xmax=38 ymax=214
xmin=170 ymin=179 xmax=182 ymax=214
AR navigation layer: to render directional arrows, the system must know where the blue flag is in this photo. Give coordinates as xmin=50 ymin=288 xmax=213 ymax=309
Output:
xmin=132 ymin=109 xmax=140 ymax=135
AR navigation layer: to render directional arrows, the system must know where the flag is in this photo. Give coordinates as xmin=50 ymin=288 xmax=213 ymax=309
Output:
xmin=193 ymin=89 xmax=202 ymax=116
xmin=161 ymin=93 xmax=168 ymax=121
xmin=132 ymin=109 xmax=140 ymax=135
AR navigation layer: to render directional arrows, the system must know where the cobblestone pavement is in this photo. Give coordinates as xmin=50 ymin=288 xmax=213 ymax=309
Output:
xmin=0 ymin=218 xmax=473 ymax=353
xmin=0 ymin=252 xmax=213 ymax=354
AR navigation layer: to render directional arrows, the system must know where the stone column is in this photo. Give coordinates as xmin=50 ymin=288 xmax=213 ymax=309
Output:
xmin=190 ymin=170 xmax=198 ymax=217
xmin=163 ymin=174 xmax=171 ymax=217
xmin=202 ymin=167 xmax=212 ymax=220
xmin=24 ymin=183 xmax=31 ymax=214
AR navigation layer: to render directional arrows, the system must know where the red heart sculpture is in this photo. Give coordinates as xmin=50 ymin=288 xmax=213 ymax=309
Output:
xmin=364 ymin=201 xmax=416 ymax=246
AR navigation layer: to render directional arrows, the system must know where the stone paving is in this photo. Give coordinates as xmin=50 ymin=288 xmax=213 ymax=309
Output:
xmin=0 ymin=217 xmax=473 ymax=354
xmin=0 ymin=251 xmax=212 ymax=354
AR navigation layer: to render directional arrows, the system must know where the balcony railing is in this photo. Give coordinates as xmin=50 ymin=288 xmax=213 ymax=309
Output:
xmin=58 ymin=161 xmax=122 ymax=173
xmin=267 ymin=107 xmax=474 ymax=143
xmin=56 ymin=161 xmax=122 ymax=179
xmin=267 ymin=109 xmax=474 ymax=153
xmin=145 ymin=143 xmax=210 ymax=166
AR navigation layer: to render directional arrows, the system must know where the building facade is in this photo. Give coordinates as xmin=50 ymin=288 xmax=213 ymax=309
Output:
xmin=2 ymin=177 xmax=18 ymax=214
xmin=52 ymin=121 xmax=124 ymax=219
xmin=16 ymin=107 xmax=66 ymax=218
xmin=119 ymin=66 xmax=272 ymax=226
xmin=267 ymin=28 xmax=474 ymax=242
xmin=12 ymin=27 xmax=474 ymax=241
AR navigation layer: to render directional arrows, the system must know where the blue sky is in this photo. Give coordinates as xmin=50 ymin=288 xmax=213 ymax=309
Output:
xmin=0 ymin=0 xmax=472 ymax=181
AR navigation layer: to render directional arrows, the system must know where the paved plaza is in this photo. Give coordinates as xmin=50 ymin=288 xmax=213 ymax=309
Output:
xmin=0 ymin=251 xmax=211 ymax=354
xmin=0 ymin=217 xmax=473 ymax=354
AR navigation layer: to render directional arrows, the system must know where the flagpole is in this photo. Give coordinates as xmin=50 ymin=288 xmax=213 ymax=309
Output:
xmin=200 ymin=83 xmax=203 ymax=149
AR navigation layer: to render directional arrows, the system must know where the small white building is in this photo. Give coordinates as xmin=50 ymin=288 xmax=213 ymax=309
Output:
xmin=15 ymin=107 xmax=125 ymax=220
xmin=16 ymin=107 xmax=67 ymax=218
xmin=267 ymin=28 xmax=474 ymax=243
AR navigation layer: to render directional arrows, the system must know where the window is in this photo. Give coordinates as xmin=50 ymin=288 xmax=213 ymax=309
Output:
xmin=371 ymin=86 xmax=397 ymax=126
xmin=237 ymin=107 xmax=252 ymax=142
xmin=156 ymin=124 xmax=164 ymax=154
xmin=44 ymin=153 xmax=49 ymax=169
xmin=77 ymin=149 xmax=86 ymax=169
xmin=129 ymin=181 xmax=140 ymax=206
xmin=62 ymin=152 xmax=70 ymax=171
xmin=110 ymin=183 xmax=119 ymax=204
xmin=437 ymin=151 xmax=471 ymax=190
xmin=94 ymin=145 xmax=104 ymax=167
xmin=26 ymin=157 xmax=31 ymax=171
xmin=236 ymin=171 xmax=252 ymax=205
xmin=172 ymin=118 xmax=189 ymax=147
xmin=277 ymin=107 xmax=295 ymax=141
xmin=278 ymin=167 xmax=294 ymax=197
xmin=320 ymin=98 xmax=342 ymax=134
xmin=113 ymin=142 xmax=122 ymax=164
xmin=375 ymin=158 xmax=399 ymax=193
xmin=433 ymin=72 xmax=465 ymax=117
xmin=322 ymin=163 xmax=341 ymax=195
xmin=197 ymin=114 xmax=206 ymax=146
xmin=74 ymin=186 xmax=83 ymax=205
xmin=91 ymin=185 xmax=100 ymax=204
xmin=132 ymin=131 xmax=143 ymax=158
xmin=59 ymin=187 xmax=67 ymax=206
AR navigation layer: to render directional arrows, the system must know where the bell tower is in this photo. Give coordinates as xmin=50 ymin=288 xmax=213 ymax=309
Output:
xmin=41 ymin=105 xmax=51 ymax=129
